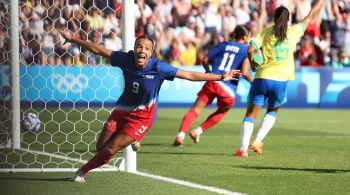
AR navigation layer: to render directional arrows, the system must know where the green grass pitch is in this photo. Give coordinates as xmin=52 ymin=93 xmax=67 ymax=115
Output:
xmin=0 ymin=108 xmax=349 ymax=194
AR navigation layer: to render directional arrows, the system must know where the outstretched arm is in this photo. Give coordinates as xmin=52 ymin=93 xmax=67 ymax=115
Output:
xmin=302 ymin=0 xmax=324 ymax=27
xmin=175 ymin=69 xmax=242 ymax=81
xmin=59 ymin=30 xmax=112 ymax=58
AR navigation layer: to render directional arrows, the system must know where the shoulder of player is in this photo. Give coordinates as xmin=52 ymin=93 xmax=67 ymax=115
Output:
xmin=148 ymin=57 xmax=171 ymax=70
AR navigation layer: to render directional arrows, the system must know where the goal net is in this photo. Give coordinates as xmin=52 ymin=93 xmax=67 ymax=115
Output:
xmin=0 ymin=0 xmax=135 ymax=172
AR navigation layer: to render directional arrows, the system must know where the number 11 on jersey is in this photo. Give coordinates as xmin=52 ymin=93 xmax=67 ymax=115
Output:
xmin=218 ymin=52 xmax=236 ymax=71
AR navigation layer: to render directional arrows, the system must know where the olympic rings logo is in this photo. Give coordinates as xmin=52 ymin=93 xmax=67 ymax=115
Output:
xmin=51 ymin=74 xmax=89 ymax=93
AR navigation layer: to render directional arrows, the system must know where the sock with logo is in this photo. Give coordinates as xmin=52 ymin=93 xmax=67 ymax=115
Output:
xmin=240 ymin=117 xmax=255 ymax=152
xmin=254 ymin=111 xmax=276 ymax=144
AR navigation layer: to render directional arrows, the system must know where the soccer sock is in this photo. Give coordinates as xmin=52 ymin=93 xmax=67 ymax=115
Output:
xmin=179 ymin=109 xmax=199 ymax=133
xmin=200 ymin=110 xmax=227 ymax=132
xmin=177 ymin=131 xmax=186 ymax=139
xmin=255 ymin=111 xmax=276 ymax=144
xmin=81 ymin=151 xmax=113 ymax=174
xmin=194 ymin=126 xmax=203 ymax=136
xmin=240 ymin=117 xmax=255 ymax=151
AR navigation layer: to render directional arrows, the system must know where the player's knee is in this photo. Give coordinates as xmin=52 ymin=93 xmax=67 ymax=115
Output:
xmin=189 ymin=107 xmax=201 ymax=115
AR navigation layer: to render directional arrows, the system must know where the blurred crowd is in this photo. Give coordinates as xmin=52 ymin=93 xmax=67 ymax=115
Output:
xmin=0 ymin=0 xmax=350 ymax=68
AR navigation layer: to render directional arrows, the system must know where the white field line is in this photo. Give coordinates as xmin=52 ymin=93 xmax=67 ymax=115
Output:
xmin=147 ymin=135 xmax=350 ymax=139
xmin=134 ymin=171 xmax=245 ymax=195
xmin=0 ymin=147 xmax=121 ymax=172
xmin=0 ymin=147 xmax=244 ymax=194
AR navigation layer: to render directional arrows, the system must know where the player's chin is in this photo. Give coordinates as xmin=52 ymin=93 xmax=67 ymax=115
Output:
xmin=136 ymin=59 xmax=148 ymax=67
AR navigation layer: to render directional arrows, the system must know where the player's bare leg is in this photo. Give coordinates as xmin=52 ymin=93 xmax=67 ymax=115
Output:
xmin=96 ymin=128 xmax=115 ymax=152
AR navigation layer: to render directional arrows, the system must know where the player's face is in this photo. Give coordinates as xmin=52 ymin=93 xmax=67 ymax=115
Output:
xmin=134 ymin=38 xmax=153 ymax=68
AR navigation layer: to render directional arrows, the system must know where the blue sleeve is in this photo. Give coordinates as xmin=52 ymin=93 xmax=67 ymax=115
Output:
xmin=156 ymin=60 xmax=179 ymax=81
xmin=207 ymin=43 xmax=223 ymax=60
xmin=110 ymin=51 xmax=130 ymax=67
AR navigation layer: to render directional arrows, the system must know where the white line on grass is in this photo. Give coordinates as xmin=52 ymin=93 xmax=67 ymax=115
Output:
xmin=0 ymin=147 xmax=120 ymax=172
xmin=0 ymin=147 xmax=244 ymax=194
xmin=134 ymin=171 xmax=245 ymax=195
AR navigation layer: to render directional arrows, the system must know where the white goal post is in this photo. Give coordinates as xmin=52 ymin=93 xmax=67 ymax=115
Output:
xmin=0 ymin=0 xmax=136 ymax=173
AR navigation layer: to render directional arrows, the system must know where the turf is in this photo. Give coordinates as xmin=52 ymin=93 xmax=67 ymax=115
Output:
xmin=0 ymin=108 xmax=349 ymax=195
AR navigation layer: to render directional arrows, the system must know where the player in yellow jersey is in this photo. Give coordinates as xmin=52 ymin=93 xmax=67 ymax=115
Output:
xmin=234 ymin=0 xmax=324 ymax=157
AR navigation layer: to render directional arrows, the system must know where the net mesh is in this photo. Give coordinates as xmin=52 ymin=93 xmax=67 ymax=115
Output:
xmin=0 ymin=0 xmax=124 ymax=172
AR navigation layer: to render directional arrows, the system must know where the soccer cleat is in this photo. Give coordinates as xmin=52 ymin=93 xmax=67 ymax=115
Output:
xmin=131 ymin=141 xmax=141 ymax=152
xmin=233 ymin=149 xmax=248 ymax=157
xmin=250 ymin=141 xmax=264 ymax=154
xmin=189 ymin=130 xmax=200 ymax=143
xmin=74 ymin=168 xmax=85 ymax=183
xmin=173 ymin=136 xmax=183 ymax=147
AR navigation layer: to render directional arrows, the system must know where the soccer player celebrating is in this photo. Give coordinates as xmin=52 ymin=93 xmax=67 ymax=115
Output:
xmin=58 ymin=31 xmax=242 ymax=182
xmin=234 ymin=0 xmax=324 ymax=157
xmin=173 ymin=25 xmax=253 ymax=147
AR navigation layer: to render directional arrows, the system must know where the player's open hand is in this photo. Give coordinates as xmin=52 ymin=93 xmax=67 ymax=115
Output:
xmin=58 ymin=30 xmax=73 ymax=45
xmin=221 ymin=70 xmax=242 ymax=81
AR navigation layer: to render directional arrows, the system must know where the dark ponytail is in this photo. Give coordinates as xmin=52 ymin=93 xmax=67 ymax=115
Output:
xmin=273 ymin=6 xmax=289 ymax=42
xmin=230 ymin=24 xmax=250 ymax=41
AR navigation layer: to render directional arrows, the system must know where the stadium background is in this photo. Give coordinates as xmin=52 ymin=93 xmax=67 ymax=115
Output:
xmin=0 ymin=1 xmax=350 ymax=195
xmin=0 ymin=0 xmax=349 ymax=108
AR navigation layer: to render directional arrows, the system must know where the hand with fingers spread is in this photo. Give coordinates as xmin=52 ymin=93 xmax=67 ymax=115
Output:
xmin=221 ymin=70 xmax=242 ymax=81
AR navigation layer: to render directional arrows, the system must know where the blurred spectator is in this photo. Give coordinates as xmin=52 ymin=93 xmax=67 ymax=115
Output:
xmin=62 ymin=53 xmax=73 ymax=66
xmin=104 ymin=30 xmax=122 ymax=51
xmin=171 ymin=0 xmax=191 ymax=26
xmin=31 ymin=35 xmax=42 ymax=65
xmin=41 ymin=19 xmax=55 ymax=65
xmin=168 ymin=38 xmax=181 ymax=66
xmin=103 ymin=9 xmax=120 ymax=35
xmin=234 ymin=1 xmax=251 ymax=25
xmin=72 ymin=47 xmax=83 ymax=66
xmin=87 ymin=7 xmax=104 ymax=31
xmin=202 ymin=0 xmax=217 ymax=34
xmin=332 ymin=49 xmax=350 ymax=68
xmin=0 ymin=13 xmax=9 ymax=65
xmin=298 ymin=38 xmax=319 ymax=66
xmin=29 ymin=0 xmax=46 ymax=36
xmin=154 ymin=0 xmax=173 ymax=27
xmin=180 ymin=41 xmax=197 ymax=66
xmin=7 ymin=0 xmax=348 ymax=68
xmin=344 ymin=9 xmax=350 ymax=54
xmin=135 ymin=0 xmax=153 ymax=20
